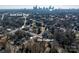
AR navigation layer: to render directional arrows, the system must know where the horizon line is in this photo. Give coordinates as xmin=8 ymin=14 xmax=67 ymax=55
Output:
xmin=0 ymin=5 xmax=79 ymax=9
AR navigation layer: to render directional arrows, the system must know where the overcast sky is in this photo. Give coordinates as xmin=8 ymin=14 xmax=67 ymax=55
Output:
xmin=0 ymin=0 xmax=79 ymax=9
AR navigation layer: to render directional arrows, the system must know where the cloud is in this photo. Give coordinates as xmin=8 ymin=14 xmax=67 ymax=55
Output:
xmin=0 ymin=0 xmax=79 ymax=5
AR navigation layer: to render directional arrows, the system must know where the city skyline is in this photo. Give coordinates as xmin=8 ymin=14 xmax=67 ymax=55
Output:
xmin=0 ymin=5 xmax=79 ymax=9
